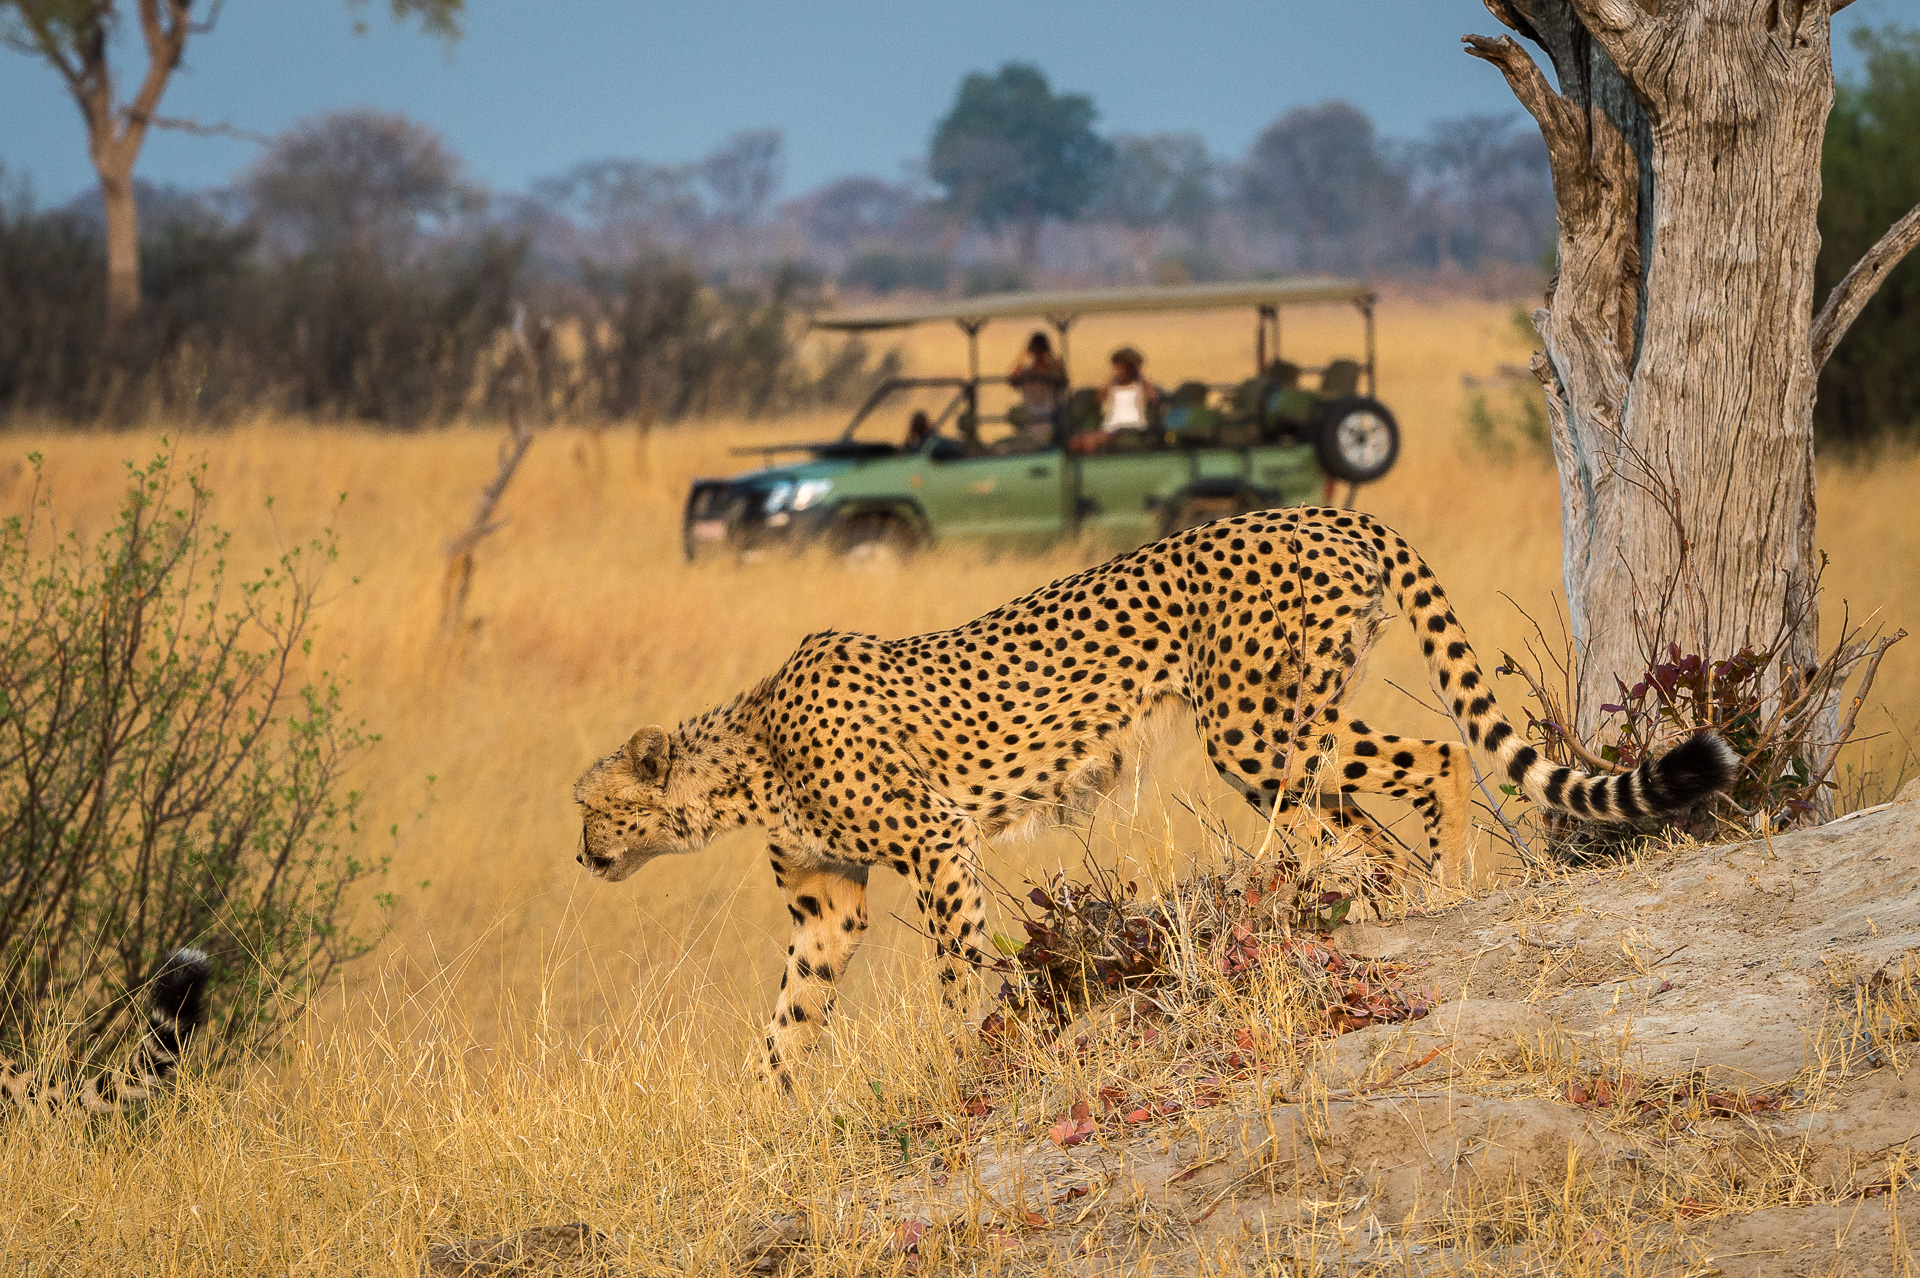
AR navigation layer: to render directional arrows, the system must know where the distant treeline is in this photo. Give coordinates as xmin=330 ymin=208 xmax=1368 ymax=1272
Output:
xmin=2 ymin=34 xmax=1914 ymax=437
xmin=0 ymin=134 xmax=895 ymax=428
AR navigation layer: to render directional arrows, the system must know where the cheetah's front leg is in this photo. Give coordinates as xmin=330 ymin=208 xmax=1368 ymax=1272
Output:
xmin=762 ymin=858 xmax=870 ymax=1089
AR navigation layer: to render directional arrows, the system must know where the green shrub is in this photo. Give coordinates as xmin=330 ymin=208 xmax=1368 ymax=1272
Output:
xmin=0 ymin=448 xmax=388 ymax=1066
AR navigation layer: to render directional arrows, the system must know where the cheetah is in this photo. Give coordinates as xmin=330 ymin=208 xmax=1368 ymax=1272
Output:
xmin=2 ymin=948 xmax=211 ymax=1114
xmin=574 ymin=508 xmax=1735 ymax=1087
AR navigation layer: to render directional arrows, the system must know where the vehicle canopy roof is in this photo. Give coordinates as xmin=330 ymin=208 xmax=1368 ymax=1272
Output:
xmin=813 ymin=277 xmax=1374 ymax=332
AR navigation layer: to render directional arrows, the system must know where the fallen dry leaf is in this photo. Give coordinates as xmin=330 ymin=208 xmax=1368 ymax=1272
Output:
xmin=890 ymin=1219 xmax=925 ymax=1252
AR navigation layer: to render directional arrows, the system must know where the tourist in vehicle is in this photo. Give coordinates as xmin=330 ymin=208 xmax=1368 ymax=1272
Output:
xmin=1008 ymin=331 xmax=1067 ymax=444
xmin=1068 ymin=347 xmax=1159 ymax=454
xmin=903 ymin=410 xmax=934 ymax=451
xmin=1100 ymin=346 xmax=1158 ymax=432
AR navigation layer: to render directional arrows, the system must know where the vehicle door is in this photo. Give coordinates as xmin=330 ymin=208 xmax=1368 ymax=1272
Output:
xmin=1071 ymin=449 xmax=1185 ymax=544
xmin=914 ymin=441 xmax=1067 ymax=543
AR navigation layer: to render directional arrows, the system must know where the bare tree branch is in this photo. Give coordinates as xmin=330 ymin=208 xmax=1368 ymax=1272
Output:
xmin=122 ymin=0 xmax=192 ymax=140
xmin=1462 ymin=35 xmax=1594 ymax=215
xmin=1811 ymin=201 xmax=1920 ymax=373
xmin=442 ymin=310 xmax=546 ymax=633
xmin=149 ymin=114 xmax=271 ymax=145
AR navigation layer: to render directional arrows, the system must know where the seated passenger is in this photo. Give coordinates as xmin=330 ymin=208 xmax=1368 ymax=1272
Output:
xmin=903 ymin=410 xmax=934 ymax=450
xmin=1100 ymin=346 xmax=1159 ymax=431
xmin=1008 ymin=331 xmax=1067 ymax=445
xmin=1071 ymin=347 xmax=1160 ymax=454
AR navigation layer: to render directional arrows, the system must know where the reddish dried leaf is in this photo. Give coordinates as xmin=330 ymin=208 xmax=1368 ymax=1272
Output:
xmin=1048 ymin=1114 xmax=1095 ymax=1147
xmin=890 ymin=1219 xmax=926 ymax=1252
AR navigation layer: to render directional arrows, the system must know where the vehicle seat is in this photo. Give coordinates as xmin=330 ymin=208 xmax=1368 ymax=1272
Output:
xmin=1065 ymin=387 xmax=1103 ymax=434
xmin=1169 ymin=380 xmax=1210 ymax=409
xmin=1264 ymin=386 xmax=1318 ymax=437
xmin=1320 ymin=358 xmax=1362 ymax=398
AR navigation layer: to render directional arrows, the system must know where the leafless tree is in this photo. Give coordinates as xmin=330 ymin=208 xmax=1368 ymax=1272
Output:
xmin=1463 ymin=0 xmax=1920 ymax=810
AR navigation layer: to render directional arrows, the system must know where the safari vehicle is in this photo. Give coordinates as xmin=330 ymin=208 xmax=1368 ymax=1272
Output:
xmin=683 ymin=278 xmax=1398 ymax=560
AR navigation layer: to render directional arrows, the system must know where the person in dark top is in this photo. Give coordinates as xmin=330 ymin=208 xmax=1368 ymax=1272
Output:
xmin=1008 ymin=331 xmax=1067 ymax=444
xmin=903 ymin=410 xmax=934 ymax=450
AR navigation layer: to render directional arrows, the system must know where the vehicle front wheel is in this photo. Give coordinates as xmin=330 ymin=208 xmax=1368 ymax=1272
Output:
xmin=1315 ymin=397 xmax=1400 ymax=484
xmin=834 ymin=512 xmax=920 ymax=567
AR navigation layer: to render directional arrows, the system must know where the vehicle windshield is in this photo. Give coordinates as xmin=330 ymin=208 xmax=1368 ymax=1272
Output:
xmin=842 ymin=380 xmax=1039 ymax=453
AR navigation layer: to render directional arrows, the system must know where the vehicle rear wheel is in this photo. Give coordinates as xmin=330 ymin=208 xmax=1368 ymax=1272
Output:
xmin=1163 ymin=488 xmax=1264 ymax=535
xmin=835 ymin=512 xmax=920 ymax=567
xmin=1314 ymin=397 xmax=1400 ymax=484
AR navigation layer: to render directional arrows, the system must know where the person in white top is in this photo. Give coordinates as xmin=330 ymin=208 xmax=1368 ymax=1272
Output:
xmin=1100 ymin=346 xmax=1158 ymax=431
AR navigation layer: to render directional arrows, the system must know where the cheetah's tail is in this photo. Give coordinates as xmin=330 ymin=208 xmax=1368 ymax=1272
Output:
xmin=75 ymin=948 xmax=212 ymax=1113
xmin=1384 ymin=536 xmax=1737 ymax=824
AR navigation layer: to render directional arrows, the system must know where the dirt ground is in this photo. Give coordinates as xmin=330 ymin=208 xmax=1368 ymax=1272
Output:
xmin=792 ymin=796 xmax=1920 ymax=1277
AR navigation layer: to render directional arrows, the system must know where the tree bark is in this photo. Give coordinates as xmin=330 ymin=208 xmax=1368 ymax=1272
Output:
xmin=97 ymin=156 xmax=143 ymax=331
xmin=1467 ymin=0 xmax=1836 ymax=750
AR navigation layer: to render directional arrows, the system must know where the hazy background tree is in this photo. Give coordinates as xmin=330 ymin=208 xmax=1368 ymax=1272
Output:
xmin=0 ymin=0 xmax=461 ymax=332
xmin=1238 ymin=101 xmax=1404 ymax=273
xmin=245 ymin=108 xmax=479 ymax=260
xmin=523 ymin=157 xmax=706 ymax=263
xmin=928 ymin=62 xmax=1112 ymax=269
xmin=1817 ymin=25 xmax=1920 ymax=447
xmin=701 ymin=128 xmax=782 ymax=232
xmin=1404 ymin=113 xmax=1552 ymax=271
xmin=1098 ymin=133 xmax=1217 ymax=279
xmin=785 ymin=175 xmax=920 ymax=255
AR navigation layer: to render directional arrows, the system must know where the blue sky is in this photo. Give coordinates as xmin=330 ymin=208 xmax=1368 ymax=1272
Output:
xmin=0 ymin=0 xmax=1904 ymax=207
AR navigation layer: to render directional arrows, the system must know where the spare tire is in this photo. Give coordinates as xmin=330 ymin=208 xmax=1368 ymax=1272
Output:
xmin=1315 ymin=397 xmax=1400 ymax=484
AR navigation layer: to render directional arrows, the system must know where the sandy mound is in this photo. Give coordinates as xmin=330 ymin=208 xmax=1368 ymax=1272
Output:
xmin=870 ymin=800 xmax=1920 ymax=1276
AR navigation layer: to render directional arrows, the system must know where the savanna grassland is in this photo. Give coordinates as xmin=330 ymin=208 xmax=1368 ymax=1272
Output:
xmin=2 ymin=297 xmax=1916 ymax=1275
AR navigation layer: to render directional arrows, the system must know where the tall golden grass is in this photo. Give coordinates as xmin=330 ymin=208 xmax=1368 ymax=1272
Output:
xmin=1 ymin=296 xmax=1914 ymax=1273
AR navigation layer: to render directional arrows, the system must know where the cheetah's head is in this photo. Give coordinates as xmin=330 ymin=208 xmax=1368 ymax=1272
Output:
xmin=572 ymin=726 xmax=702 ymax=882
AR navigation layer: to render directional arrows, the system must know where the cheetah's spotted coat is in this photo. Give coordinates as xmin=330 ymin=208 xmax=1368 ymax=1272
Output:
xmin=573 ymin=508 xmax=1735 ymax=1086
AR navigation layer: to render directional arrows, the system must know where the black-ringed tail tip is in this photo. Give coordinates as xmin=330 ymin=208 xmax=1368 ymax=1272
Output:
xmin=1 ymin=946 xmax=212 ymax=1115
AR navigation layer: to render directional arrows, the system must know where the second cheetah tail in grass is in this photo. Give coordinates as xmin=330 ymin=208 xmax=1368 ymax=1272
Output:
xmin=1385 ymin=538 xmax=1739 ymax=824
xmin=78 ymin=947 xmax=212 ymax=1113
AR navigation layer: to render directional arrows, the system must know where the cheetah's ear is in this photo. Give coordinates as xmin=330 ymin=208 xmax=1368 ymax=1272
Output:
xmin=625 ymin=726 xmax=671 ymax=785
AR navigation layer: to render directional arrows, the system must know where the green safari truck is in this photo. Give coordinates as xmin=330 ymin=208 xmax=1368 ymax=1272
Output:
xmin=683 ymin=279 xmax=1399 ymax=561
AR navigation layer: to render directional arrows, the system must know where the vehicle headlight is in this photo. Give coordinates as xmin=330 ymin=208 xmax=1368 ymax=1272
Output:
xmin=791 ymin=479 xmax=834 ymax=511
xmin=761 ymin=482 xmax=795 ymax=515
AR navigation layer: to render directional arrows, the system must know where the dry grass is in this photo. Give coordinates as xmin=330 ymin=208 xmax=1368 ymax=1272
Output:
xmin=1 ymin=295 xmax=1916 ymax=1274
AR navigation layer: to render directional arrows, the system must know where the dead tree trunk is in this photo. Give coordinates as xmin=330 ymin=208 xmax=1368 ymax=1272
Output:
xmin=441 ymin=314 xmax=546 ymax=633
xmin=1466 ymin=0 xmax=1920 ymax=804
